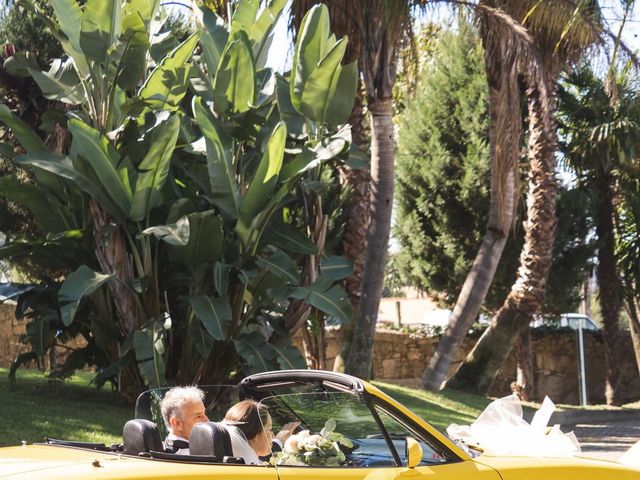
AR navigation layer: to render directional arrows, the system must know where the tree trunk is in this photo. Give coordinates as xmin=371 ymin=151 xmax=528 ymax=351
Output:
xmin=421 ymin=31 xmax=520 ymax=391
xmin=515 ymin=327 xmax=534 ymax=401
xmin=333 ymin=167 xmax=370 ymax=372
xmin=90 ymin=201 xmax=139 ymax=335
xmin=595 ymin=181 xmax=623 ymax=405
xmin=446 ymin=75 xmax=558 ymax=395
xmin=345 ymin=98 xmax=395 ymax=379
xmin=334 ymin=83 xmax=370 ymax=373
xmin=624 ymin=299 xmax=640 ymax=376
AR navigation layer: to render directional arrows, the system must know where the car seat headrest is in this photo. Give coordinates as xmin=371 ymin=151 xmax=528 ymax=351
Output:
xmin=189 ymin=421 xmax=233 ymax=457
xmin=123 ymin=419 xmax=163 ymax=455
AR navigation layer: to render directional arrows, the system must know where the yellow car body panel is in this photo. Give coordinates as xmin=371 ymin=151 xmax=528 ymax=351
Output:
xmin=275 ymin=458 xmax=502 ymax=480
xmin=0 ymin=445 xmax=278 ymax=480
xmin=474 ymin=455 xmax=640 ymax=480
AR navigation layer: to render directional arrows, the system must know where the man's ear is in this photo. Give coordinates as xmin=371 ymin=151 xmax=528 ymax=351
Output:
xmin=170 ymin=416 xmax=181 ymax=429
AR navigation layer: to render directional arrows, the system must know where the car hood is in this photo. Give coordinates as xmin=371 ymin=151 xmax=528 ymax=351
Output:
xmin=474 ymin=454 xmax=640 ymax=480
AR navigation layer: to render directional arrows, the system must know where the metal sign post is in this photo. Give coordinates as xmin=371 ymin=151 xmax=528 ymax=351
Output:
xmin=577 ymin=322 xmax=588 ymax=406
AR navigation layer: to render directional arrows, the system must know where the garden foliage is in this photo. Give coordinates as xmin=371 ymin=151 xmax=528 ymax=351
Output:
xmin=0 ymin=0 xmax=356 ymax=389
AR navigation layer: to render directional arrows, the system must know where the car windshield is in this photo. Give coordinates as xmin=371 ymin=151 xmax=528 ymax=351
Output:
xmin=259 ymin=391 xmax=449 ymax=468
xmin=135 ymin=385 xmax=239 ymax=439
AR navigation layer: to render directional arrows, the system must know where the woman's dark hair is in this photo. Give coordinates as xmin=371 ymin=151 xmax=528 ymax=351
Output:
xmin=224 ymin=400 xmax=270 ymax=440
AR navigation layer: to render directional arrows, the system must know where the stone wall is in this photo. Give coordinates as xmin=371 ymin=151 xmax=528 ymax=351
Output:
xmin=0 ymin=302 xmax=87 ymax=370
xmin=300 ymin=327 xmax=640 ymax=405
xmin=2 ymin=305 xmax=639 ymax=404
xmin=0 ymin=302 xmax=25 ymax=367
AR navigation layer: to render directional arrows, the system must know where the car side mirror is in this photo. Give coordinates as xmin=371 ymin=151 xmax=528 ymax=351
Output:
xmin=405 ymin=437 xmax=422 ymax=468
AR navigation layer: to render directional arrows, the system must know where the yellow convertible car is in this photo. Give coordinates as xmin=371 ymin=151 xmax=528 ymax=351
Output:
xmin=1 ymin=370 xmax=638 ymax=479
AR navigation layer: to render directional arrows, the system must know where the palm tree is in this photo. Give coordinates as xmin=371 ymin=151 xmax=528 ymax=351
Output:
xmin=421 ymin=0 xmax=522 ymax=391
xmin=291 ymin=1 xmax=429 ymax=379
xmin=560 ymin=66 xmax=640 ymax=404
xmin=446 ymin=0 xmax=602 ymax=394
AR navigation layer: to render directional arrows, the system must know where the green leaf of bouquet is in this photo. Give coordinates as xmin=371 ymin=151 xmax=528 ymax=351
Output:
xmin=59 ymin=266 xmax=114 ymax=327
xmin=324 ymin=419 xmax=336 ymax=433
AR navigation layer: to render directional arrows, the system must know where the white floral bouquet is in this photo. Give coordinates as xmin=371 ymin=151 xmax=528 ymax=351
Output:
xmin=271 ymin=420 xmax=353 ymax=467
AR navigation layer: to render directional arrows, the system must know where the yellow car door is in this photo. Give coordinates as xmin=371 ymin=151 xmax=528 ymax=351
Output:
xmin=274 ymin=458 xmax=500 ymax=480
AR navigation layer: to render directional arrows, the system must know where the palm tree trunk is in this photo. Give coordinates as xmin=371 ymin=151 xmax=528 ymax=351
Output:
xmin=334 ymin=84 xmax=370 ymax=372
xmin=624 ymin=299 xmax=640 ymax=376
xmin=345 ymin=98 xmax=394 ymax=379
xmin=421 ymin=31 xmax=520 ymax=391
xmin=595 ymin=181 xmax=623 ymax=405
xmin=515 ymin=327 xmax=534 ymax=400
xmin=446 ymin=75 xmax=558 ymax=395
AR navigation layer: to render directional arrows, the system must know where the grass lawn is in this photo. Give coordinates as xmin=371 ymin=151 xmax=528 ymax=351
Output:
xmin=373 ymin=381 xmax=490 ymax=430
xmin=0 ymin=368 xmax=130 ymax=447
xmin=2 ymin=368 xmax=492 ymax=447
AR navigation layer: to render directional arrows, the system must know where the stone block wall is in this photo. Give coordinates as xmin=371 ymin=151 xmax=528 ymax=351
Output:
xmin=298 ymin=328 xmax=640 ymax=405
xmin=2 ymin=304 xmax=639 ymax=404
xmin=0 ymin=302 xmax=25 ymax=367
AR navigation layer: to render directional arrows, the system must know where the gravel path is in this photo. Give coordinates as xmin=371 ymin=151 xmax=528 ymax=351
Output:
xmin=569 ymin=421 xmax=640 ymax=461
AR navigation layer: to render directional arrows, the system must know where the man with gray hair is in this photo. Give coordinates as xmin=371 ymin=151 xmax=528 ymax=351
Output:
xmin=160 ymin=386 xmax=209 ymax=454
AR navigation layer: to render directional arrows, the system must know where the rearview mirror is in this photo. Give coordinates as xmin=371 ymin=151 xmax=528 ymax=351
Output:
xmin=405 ymin=437 xmax=423 ymax=468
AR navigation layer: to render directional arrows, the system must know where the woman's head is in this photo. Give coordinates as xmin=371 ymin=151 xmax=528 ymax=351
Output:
xmin=224 ymin=400 xmax=273 ymax=456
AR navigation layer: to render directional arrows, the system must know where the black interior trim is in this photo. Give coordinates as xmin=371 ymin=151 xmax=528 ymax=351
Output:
xmin=44 ymin=438 xmax=110 ymax=451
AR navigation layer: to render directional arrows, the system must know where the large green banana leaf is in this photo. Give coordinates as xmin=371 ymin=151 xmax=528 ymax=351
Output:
xmin=138 ymin=31 xmax=200 ymax=111
xmin=59 ymin=266 xmax=114 ymax=327
xmin=193 ymin=97 xmax=240 ymax=220
xmin=129 ymin=115 xmax=180 ymax=221
xmin=80 ymin=0 xmax=122 ymax=63
xmin=189 ymin=295 xmax=231 ymax=341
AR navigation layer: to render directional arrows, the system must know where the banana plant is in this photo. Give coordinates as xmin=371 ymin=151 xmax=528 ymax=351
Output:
xmin=0 ymin=0 xmax=357 ymax=387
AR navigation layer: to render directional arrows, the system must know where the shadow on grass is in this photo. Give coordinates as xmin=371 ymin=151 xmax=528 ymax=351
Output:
xmin=0 ymin=368 xmax=130 ymax=447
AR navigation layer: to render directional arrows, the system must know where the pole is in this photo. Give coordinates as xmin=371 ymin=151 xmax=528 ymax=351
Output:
xmin=577 ymin=321 xmax=588 ymax=406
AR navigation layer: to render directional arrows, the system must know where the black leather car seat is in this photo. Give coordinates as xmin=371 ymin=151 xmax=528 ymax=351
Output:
xmin=189 ymin=421 xmax=234 ymax=457
xmin=122 ymin=419 xmax=164 ymax=455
